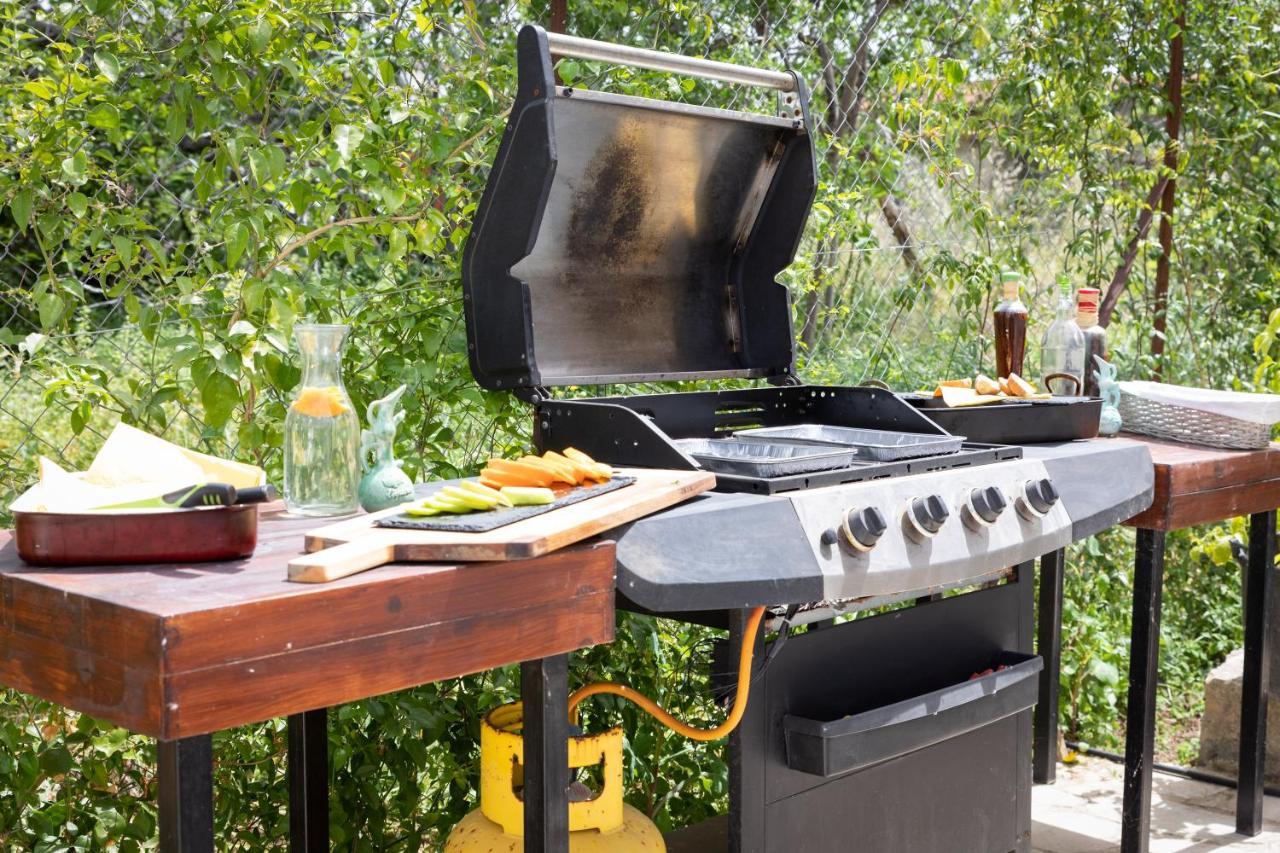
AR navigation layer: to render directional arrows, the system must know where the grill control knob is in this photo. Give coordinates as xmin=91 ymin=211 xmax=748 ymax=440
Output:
xmin=964 ymin=486 xmax=1008 ymax=530
xmin=842 ymin=506 xmax=889 ymax=552
xmin=905 ymin=495 xmax=950 ymax=540
xmin=820 ymin=527 xmax=839 ymax=548
xmin=1017 ymin=478 xmax=1060 ymax=519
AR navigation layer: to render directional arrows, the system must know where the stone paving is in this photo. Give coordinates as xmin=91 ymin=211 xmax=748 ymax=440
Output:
xmin=1033 ymin=758 xmax=1280 ymax=852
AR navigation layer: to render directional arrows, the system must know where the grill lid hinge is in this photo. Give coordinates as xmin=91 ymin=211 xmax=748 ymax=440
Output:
xmin=515 ymin=385 xmax=554 ymax=403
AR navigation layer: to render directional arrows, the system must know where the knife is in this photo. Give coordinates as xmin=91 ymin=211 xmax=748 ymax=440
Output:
xmin=91 ymin=483 xmax=239 ymax=511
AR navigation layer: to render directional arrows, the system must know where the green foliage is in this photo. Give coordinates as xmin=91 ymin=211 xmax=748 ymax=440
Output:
xmin=1 ymin=0 xmax=1278 ymax=848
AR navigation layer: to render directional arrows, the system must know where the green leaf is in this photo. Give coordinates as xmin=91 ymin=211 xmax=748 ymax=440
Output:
xmin=333 ymin=124 xmax=365 ymax=164
xmin=226 ymin=222 xmax=250 ymax=267
xmin=379 ymin=185 xmax=405 ymax=213
xmin=36 ymin=292 xmax=63 ymax=330
xmin=943 ymin=59 xmax=968 ymax=86
xmin=1087 ymin=658 xmax=1120 ymax=687
xmin=165 ymin=104 xmax=187 ymax=144
xmin=11 ymin=189 xmax=33 ymax=231
xmin=94 ymin=51 xmax=121 ymax=83
xmin=247 ymin=18 xmax=273 ymax=54
xmin=289 ymin=181 xmax=311 ymax=216
xmin=61 ymin=151 xmax=87 ymax=186
xmin=200 ymin=371 xmax=240 ymax=429
xmin=23 ymin=80 xmax=56 ymax=100
xmin=111 ymin=235 xmax=135 ymax=267
xmin=86 ymin=103 xmax=120 ymax=129
xmin=67 ymin=192 xmax=88 ymax=218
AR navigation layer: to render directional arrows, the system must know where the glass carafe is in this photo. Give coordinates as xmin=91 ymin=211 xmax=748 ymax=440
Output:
xmin=284 ymin=324 xmax=360 ymax=516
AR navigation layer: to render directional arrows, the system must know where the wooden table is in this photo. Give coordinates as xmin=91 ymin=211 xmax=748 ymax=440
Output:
xmin=0 ymin=512 xmax=616 ymax=852
xmin=1033 ymin=436 xmax=1280 ymax=853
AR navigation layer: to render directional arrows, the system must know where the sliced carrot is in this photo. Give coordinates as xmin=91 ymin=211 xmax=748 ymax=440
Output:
xmin=561 ymin=447 xmax=598 ymax=466
xmin=543 ymin=450 xmax=591 ymax=484
xmin=520 ymin=455 xmax=576 ymax=484
xmin=486 ymin=459 xmax=555 ymax=487
xmin=481 ymin=467 xmax=541 ymax=488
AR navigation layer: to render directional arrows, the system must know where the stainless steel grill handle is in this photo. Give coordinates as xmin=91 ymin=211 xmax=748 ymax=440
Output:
xmin=544 ymin=31 xmax=797 ymax=93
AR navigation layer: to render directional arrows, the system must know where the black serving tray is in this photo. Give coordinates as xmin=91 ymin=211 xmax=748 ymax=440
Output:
xmin=903 ymin=394 xmax=1102 ymax=444
xmin=782 ymin=651 xmax=1042 ymax=778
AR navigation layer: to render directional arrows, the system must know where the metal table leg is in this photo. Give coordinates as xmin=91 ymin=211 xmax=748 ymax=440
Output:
xmin=1034 ymin=548 xmax=1066 ymax=785
xmin=522 ymin=655 xmax=570 ymax=853
xmin=288 ymin=707 xmax=330 ymax=851
xmin=728 ymin=608 xmax=766 ymax=853
xmin=1121 ymin=529 xmax=1166 ymax=853
xmin=1237 ymin=510 xmax=1276 ymax=836
xmin=158 ymin=735 xmax=214 ymax=853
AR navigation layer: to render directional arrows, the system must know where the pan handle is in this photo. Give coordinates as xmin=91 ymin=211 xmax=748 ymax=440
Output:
xmin=544 ymin=31 xmax=797 ymax=92
xmin=1044 ymin=372 xmax=1082 ymax=396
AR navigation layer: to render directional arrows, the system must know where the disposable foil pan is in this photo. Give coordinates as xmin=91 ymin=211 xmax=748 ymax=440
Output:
xmin=674 ymin=437 xmax=860 ymax=478
xmin=738 ymin=424 xmax=964 ymax=462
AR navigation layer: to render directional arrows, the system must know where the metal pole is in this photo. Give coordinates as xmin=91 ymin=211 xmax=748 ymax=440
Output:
xmin=521 ymin=655 xmax=571 ymax=853
xmin=1034 ymin=548 xmax=1066 ymax=785
xmin=288 ymin=708 xmax=330 ymax=851
xmin=157 ymin=735 xmax=214 ymax=853
xmin=1237 ymin=510 xmax=1275 ymax=835
xmin=1121 ymin=529 xmax=1166 ymax=853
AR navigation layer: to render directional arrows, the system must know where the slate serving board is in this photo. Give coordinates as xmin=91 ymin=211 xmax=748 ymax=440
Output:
xmin=375 ymin=476 xmax=635 ymax=533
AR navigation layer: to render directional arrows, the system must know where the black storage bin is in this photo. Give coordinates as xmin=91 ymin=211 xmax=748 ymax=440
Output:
xmin=783 ymin=651 xmax=1042 ymax=778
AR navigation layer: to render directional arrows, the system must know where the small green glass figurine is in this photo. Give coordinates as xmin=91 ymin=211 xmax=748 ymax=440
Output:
xmin=1094 ymin=355 xmax=1123 ymax=436
xmin=358 ymin=384 xmax=416 ymax=512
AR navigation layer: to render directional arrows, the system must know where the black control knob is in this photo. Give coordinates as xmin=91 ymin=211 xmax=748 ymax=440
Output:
xmin=820 ymin=527 xmax=839 ymax=548
xmin=907 ymin=495 xmax=950 ymax=538
xmin=842 ymin=506 xmax=889 ymax=552
xmin=1017 ymin=478 xmax=1060 ymax=519
xmin=966 ymin=486 xmax=1008 ymax=527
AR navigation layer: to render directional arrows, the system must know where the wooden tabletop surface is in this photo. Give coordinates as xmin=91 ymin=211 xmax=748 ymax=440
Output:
xmin=0 ymin=512 xmax=616 ymax=740
xmin=1115 ymin=435 xmax=1280 ymax=530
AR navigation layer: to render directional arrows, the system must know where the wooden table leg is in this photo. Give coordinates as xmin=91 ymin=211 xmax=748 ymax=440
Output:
xmin=1034 ymin=548 xmax=1066 ymax=785
xmin=1237 ymin=509 xmax=1276 ymax=836
xmin=288 ymin=707 xmax=329 ymax=851
xmin=1121 ymin=529 xmax=1166 ymax=853
xmin=521 ymin=655 xmax=570 ymax=853
xmin=158 ymin=735 xmax=214 ymax=853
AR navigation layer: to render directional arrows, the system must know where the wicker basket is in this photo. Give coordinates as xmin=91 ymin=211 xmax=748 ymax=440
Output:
xmin=1118 ymin=388 xmax=1275 ymax=449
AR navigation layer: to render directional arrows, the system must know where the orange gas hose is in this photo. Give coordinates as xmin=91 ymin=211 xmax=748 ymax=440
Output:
xmin=567 ymin=606 xmax=766 ymax=742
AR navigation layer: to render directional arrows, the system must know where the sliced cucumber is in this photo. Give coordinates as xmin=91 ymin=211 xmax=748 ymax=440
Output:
xmin=441 ymin=485 xmax=498 ymax=510
xmin=461 ymin=478 xmax=514 ymax=508
xmin=426 ymin=495 xmax=474 ymax=513
xmin=500 ymin=486 xmax=555 ymax=506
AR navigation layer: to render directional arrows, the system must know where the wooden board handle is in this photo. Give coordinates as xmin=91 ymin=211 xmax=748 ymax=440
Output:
xmin=287 ymin=537 xmax=396 ymax=583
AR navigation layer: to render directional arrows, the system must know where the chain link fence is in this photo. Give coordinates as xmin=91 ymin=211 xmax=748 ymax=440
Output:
xmin=0 ymin=0 xmax=1163 ymax=513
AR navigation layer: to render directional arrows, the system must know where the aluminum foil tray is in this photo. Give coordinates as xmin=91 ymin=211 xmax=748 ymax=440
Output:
xmin=739 ymin=424 xmax=964 ymax=462
xmin=675 ymin=437 xmax=860 ymax=478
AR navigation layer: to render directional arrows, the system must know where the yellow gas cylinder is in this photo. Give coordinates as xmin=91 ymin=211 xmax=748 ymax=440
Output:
xmin=444 ymin=702 xmax=665 ymax=853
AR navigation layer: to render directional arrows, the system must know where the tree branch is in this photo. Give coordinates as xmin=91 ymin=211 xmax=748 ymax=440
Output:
xmin=1097 ymin=173 xmax=1170 ymax=327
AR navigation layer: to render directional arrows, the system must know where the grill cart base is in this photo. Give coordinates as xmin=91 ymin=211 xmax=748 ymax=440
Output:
xmin=727 ymin=565 xmax=1036 ymax=853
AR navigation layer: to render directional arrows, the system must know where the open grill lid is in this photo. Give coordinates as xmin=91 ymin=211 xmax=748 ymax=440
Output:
xmin=462 ymin=26 xmax=817 ymax=398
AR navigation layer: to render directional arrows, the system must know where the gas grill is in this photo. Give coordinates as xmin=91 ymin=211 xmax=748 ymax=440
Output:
xmin=463 ymin=26 xmax=1155 ymax=853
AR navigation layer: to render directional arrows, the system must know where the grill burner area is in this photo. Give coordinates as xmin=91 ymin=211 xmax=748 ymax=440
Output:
xmin=674 ymin=437 xmax=859 ymax=478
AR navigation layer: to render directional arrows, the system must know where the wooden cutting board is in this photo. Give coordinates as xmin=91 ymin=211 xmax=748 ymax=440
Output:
xmin=287 ymin=468 xmax=715 ymax=583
